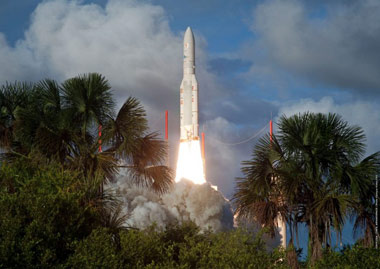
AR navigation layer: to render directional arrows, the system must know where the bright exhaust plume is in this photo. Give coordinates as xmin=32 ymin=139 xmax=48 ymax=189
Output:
xmin=175 ymin=140 xmax=206 ymax=184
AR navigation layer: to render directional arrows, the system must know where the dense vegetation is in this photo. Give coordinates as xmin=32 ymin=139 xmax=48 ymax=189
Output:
xmin=1 ymin=140 xmax=379 ymax=268
xmin=0 ymin=160 xmax=287 ymax=268
xmin=1 ymin=74 xmax=379 ymax=268
xmin=0 ymin=73 xmax=171 ymax=193
xmin=234 ymin=112 xmax=380 ymax=265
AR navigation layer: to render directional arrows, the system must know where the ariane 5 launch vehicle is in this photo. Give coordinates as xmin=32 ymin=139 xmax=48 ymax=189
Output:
xmin=175 ymin=26 xmax=206 ymax=184
xmin=180 ymin=27 xmax=199 ymax=142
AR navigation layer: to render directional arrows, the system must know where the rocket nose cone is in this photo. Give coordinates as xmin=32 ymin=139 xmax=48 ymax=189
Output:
xmin=184 ymin=26 xmax=194 ymax=42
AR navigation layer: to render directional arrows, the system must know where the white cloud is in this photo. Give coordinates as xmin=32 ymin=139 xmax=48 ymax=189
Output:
xmin=246 ymin=0 xmax=380 ymax=92
xmin=23 ymin=0 xmax=182 ymax=110
xmin=0 ymin=0 xmax=253 ymax=197
xmin=0 ymin=0 xmax=226 ymax=113
xmin=6 ymin=0 xmax=378 ymax=200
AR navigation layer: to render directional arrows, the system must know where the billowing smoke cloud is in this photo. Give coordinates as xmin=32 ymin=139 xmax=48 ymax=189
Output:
xmin=4 ymin=0 xmax=380 ymax=210
xmin=113 ymin=174 xmax=234 ymax=232
xmin=0 ymin=0 xmax=261 ymax=197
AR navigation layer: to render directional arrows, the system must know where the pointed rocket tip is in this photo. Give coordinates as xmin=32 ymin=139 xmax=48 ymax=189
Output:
xmin=184 ymin=26 xmax=194 ymax=46
xmin=184 ymin=27 xmax=194 ymax=40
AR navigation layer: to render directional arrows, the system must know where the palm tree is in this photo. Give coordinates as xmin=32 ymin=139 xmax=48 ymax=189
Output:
xmin=0 ymin=73 xmax=172 ymax=238
xmin=233 ymin=112 xmax=380 ymax=263
xmin=61 ymin=73 xmax=115 ymax=138
xmin=0 ymin=82 xmax=32 ymax=150
xmin=0 ymin=73 xmax=172 ymax=194
xmin=102 ymin=97 xmax=172 ymax=193
xmin=234 ymin=134 xmax=288 ymax=238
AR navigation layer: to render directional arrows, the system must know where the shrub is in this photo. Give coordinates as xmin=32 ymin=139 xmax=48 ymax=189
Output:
xmin=314 ymin=246 xmax=380 ymax=269
xmin=0 ymin=161 xmax=98 ymax=268
xmin=67 ymin=228 xmax=121 ymax=268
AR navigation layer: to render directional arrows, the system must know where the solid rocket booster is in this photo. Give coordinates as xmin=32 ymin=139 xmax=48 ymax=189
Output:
xmin=180 ymin=27 xmax=199 ymax=142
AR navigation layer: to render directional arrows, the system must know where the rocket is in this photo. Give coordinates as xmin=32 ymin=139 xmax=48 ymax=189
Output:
xmin=180 ymin=27 xmax=199 ymax=142
xmin=175 ymin=27 xmax=206 ymax=184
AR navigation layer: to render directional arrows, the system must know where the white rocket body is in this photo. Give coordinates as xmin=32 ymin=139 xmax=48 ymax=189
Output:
xmin=180 ymin=27 xmax=199 ymax=142
xmin=175 ymin=27 xmax=206 ymax=184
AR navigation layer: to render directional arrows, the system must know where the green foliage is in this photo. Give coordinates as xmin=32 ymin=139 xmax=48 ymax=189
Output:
xmin=0 ymin=73 xmax=172 ymax=193
xmin=0 ymin=81 xmax=32 ymax=149
xmin=1 ymin=161 xmax=378 ymax=268
xmin=68 ymin=222 xmax=289 ymax=269
xmin=0 ymin=73 xmax=172 ymax=267
xmin=67 ymin=228 xmax=121 ymax=269
xmin=233 ymin=112 xmax=380 ymax=263
xmin=0 ymin=161 xmax=99 ymax=268
xmin=2 ymin=81 xmax=379 ymax=268
xmin=313 ymin=246 xmax=380 ymax=269
xmin=187 ymin=228 xmax=287 ymax=269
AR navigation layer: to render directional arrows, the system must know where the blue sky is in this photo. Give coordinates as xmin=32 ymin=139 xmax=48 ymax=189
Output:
xmin=1 ymin=0 xmax=380 ymax=255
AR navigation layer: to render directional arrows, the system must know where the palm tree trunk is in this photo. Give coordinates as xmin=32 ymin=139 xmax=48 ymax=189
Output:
xmin=286 ymin=240 xmax=299 ymax=269
xmin=310 ymin=221 xmax=323 ymax=264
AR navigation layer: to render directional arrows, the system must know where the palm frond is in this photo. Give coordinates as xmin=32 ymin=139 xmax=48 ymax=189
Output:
xmin=352 ymin=205 xmax=376 ymax=247
xmin=125 ymin=164 xmax=173 ymax=194
xmin=61 ymin=73 xmax=115 ymax=137
xmin=0 ymin=81 xmax=33 ymax=149
xmin=102 ymin=96 xmax=148 ymax=157
xmin=234 ymin=112 xmax=377 ymax=261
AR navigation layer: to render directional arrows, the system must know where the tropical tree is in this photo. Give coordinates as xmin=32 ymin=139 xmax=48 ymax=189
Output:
xmin=233 ymin=112 xmax=380 ymax=263
xmin=61 ymin=73 xmax=114 ymax=139
xmin=102 ymin=97 xmax=172 ymax=193
xmin=0 ymin=82 xmax=31 ymax=150
xmin=0 ymin=73 xmax=172 ymax=193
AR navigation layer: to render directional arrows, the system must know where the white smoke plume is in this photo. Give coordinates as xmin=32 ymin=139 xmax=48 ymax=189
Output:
xmin=112 ymin=172 xmax=234 ymax=232
xmin=112 ymin=172 xmax=282 ymax=249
